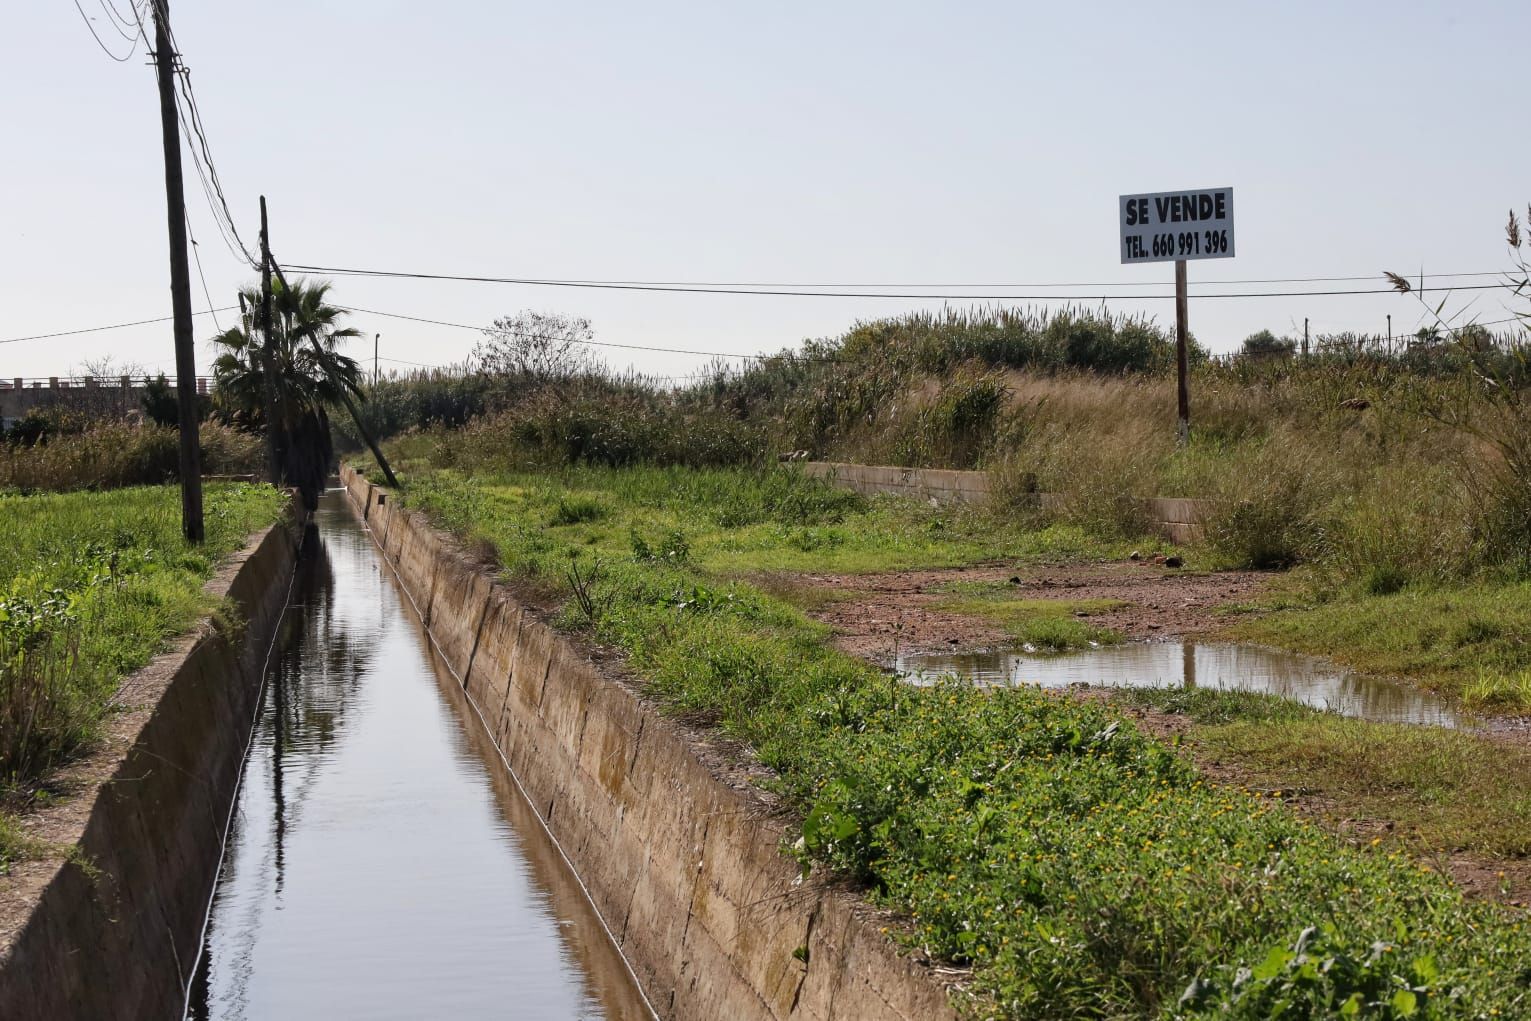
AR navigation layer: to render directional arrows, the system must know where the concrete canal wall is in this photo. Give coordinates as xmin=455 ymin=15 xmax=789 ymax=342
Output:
xmin=0 ymin=502 xmax=302 ymax=1020
xmin=343 ymin=466 xmax=955 ymax=1021
xmin=802 ymin=460 xmax=1211 ymax=543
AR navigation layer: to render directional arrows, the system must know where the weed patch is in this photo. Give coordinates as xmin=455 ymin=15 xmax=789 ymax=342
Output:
xmin=1126 ymin=686 xmax=1531 ymax=860
xmin=400 ymin=465 xmax=1531 ymax=1020
xmin=932 ymin=594 xmax=1126 ymax=651
xmin=0 ymin=482 xmax=284 ymax=791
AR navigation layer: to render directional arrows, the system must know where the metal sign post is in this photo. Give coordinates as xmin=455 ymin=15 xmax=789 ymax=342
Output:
xmin=1119 ymin=186 xmax=1236 ymax=446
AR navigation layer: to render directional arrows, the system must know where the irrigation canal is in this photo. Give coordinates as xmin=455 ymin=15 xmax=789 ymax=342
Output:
xmin=185 ymin=490 xmax=651 ymax=1020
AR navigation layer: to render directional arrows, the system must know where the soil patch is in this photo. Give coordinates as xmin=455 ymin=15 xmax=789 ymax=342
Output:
xmin=793 ymin=560 xmax=1270 ymax=661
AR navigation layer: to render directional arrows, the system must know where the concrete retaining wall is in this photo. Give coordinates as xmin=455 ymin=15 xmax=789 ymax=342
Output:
xmin=0 ymin=503 xmax=302 ymax=1020
xmin=342 ymin=466 xmax=955 ymax=1021
xmin=803 ymin=460 xmax=1211 ymax=544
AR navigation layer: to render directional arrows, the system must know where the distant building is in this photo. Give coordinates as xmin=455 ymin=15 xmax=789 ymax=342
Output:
xmin=0 ymin=376 xmax=209 ymax=430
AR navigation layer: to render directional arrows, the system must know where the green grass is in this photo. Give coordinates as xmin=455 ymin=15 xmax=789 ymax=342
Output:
xmin=389 ymin=464 xmax=1139 ymax=579
xmin=0 ymin=481 xmax=286 ymax=869
xmin=0 ymin=812 xmax=43 ymax=877
xmin=399 ymin=464 xmax=1531 ymax=1020
xmin=931 ymin=592 xmax=1126 ymax=651
xmin=1226 ymin=581 xmax=1531 ymax=710
xmin=1117 ymin=688 xmax=1531 ymax=859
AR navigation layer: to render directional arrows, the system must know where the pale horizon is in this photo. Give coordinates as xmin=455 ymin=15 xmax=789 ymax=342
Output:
xmin=6 ymin=0 xmax=1527 ymax=380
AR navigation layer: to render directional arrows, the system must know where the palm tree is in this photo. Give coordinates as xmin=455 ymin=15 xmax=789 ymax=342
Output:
xmin=212 ymin=279 xmax=364 ymax=510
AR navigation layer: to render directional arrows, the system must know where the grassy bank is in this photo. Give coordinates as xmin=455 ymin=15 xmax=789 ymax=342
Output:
xmin=1222 ymin=582 xmax=1531 ymax=709
xmin=1117 ymin=688 xmax=1531 ymax=860
xmin=0 ymin=482 xmax=286 ymax=875
xmin=393 ymin=463 xmax=1531 ymax=1019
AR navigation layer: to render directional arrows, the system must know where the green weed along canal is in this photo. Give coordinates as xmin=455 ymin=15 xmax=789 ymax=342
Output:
xmin=186 ymin=491 xmax=649 ymax=1020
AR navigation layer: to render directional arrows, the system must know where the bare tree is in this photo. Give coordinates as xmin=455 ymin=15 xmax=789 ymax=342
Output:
xmin=473 ymin=311 xmax=601 ymax=383
xmin=74 ymin=355 xmax=148 ymax=382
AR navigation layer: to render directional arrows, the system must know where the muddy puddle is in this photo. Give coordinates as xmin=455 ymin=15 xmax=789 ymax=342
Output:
xmin=185 ymin=491 xmax=652 ymax=1020
xmin=894 ymin=641 xmax=1475 ymax=728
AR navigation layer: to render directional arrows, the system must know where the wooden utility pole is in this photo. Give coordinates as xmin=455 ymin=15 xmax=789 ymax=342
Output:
xmin=259 ymin=197 xmax=281 ymax=485
xmin=151 ymin=0 xmax=203 ymax=542
xmin=1174 ymin=259 xmax=1189 ymax=447
xmin=1303 ymin=317 xmax=1309 ymax=357
xmin=374 ymin=333 xmax=380 ymax=386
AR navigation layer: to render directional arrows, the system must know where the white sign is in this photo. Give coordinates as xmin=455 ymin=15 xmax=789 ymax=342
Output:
xmin=1119 ymin=187 xmax=1235 ymax=264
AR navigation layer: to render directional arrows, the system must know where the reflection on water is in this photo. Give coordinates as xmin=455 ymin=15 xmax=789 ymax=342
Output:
xmin=895 ymin=642 xmax=1475 ymax=728
xmin=186 ymin=491 xmax=650 ymax=1020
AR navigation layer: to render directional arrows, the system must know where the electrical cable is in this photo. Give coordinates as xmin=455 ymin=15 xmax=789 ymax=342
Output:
xmin=186 ymin=211 xmax=223 ymax=333
xmin=127 ymin=1 xmax=258 ymax=269
xmin=330 ymin=304 xmax=777 ymax=360
xmin=91 ymin=0 xmax=138 ymax=41
xmin=71 ymin=0 xmax=138 ymax=60
xmin=0 ymin=308 xmax=237 ymax=346
xmin=175 ymin=64 xmax=258 ymax=267
xmin=339 ymin=270 xmax=1513 ymax=291
xmin=289 ymin=263 xmax=1520 ymax=301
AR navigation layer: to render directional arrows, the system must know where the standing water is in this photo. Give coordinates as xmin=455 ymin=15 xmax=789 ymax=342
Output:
xmin=186 ymin=491 xmax=651 ymax=1020
xmin=895 ymin=641 xmax=1476 ymax=728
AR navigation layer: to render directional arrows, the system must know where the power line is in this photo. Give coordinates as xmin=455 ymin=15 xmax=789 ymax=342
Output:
xmin=98 ymin=0 xmax=145 ymax=31
xmin=91 ymin=0 xmax=138 ymax=42
xmin=174 ymin=64 xmax=257 ymax=267
xmin=342 ymin=270 xmax=1513 ymax=290
xmin=289 ymin=263 xmax=1519 ymax=301
xmin=0 ymin=307 xmax=237 ymax=346
xmin=124 ymin=0 xmax=257 ymax=269
xmin=186 ymin=211 xmax=222 ymax=333
xmin=71 ymin=0 xmax=139 ymax=60
xmin=332 ymin=304 xmax=774 ymax=360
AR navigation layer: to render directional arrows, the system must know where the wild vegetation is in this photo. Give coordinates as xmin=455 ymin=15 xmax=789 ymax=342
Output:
xmin=381 ymin=464 xmax=1531 ymax=1020
xmin=360 ymin=287 xmax=1530 ymax=707
xmin=342 ymin=219 xmax=1531 ymax=1016
xmin=0 ymin=482 xmax=285 ymax=874
xmin=1117 ymin=687 xmax=1531 ymax=861
xmin=0 ymin=417 xmax=261 ymax=493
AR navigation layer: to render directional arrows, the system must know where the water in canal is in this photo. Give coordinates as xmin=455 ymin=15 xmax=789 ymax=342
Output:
xmin=894 ymin=641 xmax=1474 ymax=728
xmin=186 ymin=491 xmax=651 ymax=1020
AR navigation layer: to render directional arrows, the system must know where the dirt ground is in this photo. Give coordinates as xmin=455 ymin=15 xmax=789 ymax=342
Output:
xmin=785 ymin=558 xmax=1531 ymax=908
xmin=797 ymin=559 xmax=1269 ymax=661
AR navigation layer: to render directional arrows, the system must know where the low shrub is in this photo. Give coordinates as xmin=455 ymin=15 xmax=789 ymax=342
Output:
xmin=0 ymin=422 xmax=261 ymax=493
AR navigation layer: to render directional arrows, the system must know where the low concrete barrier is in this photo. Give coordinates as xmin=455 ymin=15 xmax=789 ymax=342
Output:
xmin=342 ymin=465 xmax=955 ymax=1021
xmin=802 ymin=461 xmax=992 ymax=506
xmin=803 ymin=460 xmax=1211 ymax=544
xmin=0 ymin=501 xmax=302 ymax=1020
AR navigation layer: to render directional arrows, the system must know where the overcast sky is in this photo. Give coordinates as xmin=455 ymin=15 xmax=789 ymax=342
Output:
xmin=4 ymin=1 xmax=1528 ymax=381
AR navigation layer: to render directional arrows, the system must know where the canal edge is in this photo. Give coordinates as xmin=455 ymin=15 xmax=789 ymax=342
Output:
xmin=341 ymin=465 xmax=957 ymax=1021
xmin=0 ymin=493 xmax=307 ymax=1021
